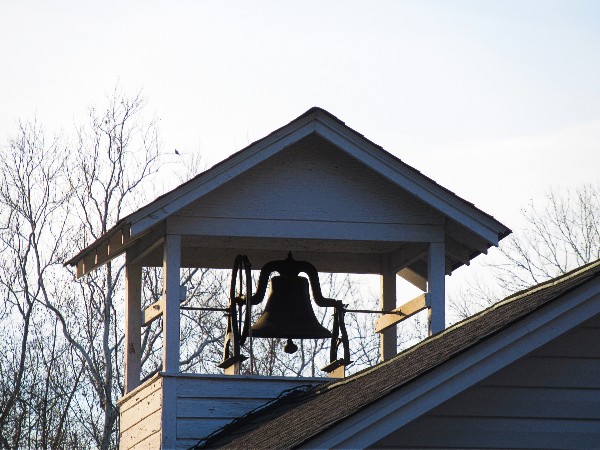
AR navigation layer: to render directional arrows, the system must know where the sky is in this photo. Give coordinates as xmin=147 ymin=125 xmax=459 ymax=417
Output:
xmin=2 ymin=0 xmax=600 ymax=274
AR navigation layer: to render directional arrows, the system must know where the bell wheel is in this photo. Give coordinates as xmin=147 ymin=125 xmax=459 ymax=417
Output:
xmin=230 ymin=254 xmax=252 ymax=346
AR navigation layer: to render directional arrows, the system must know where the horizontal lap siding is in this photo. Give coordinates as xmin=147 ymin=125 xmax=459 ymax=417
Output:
xmin=119 ymin=378 xmax=163 ymax=449
xmin=433 ymin=386 xmax=600 ymax=419
xmin=381 ymin=417 xmax=600 ymax=449
xmin=176 ymin=135 xmax=443 ymax=226
xmin=175 ymin=375 xmax=325 ymax=448
xmin=378 ymin=319 xmax=600 ymax=449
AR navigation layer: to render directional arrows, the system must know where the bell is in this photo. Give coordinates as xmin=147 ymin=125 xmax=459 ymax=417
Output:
xmin=251 ymin=275 xmax=332 ymax=339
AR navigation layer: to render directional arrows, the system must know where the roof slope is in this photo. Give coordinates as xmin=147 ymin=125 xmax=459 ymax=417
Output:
xmin=197 ymin=259 xmax=600 ymax=449
xmin=66 ymin=107 xmax=510 ymax=275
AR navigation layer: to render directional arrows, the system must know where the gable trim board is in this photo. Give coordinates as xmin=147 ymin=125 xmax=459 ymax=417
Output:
xmin=204 ymin=260 xmax=600 ymax=449
xmin=130 ymin=116 xmax=318 ymax=237
xmin=312 ymin=116 xmax=503 ymax=244
xmin=128 ymin=108 xmax=505 ymax=242
xmin=65 ymin=107 xmax=510 ymax=277
xmin=306 ymin=270 xmax=600 ymax=449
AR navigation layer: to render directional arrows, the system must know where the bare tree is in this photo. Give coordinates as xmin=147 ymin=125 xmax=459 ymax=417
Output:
xmin=57 ymin=88 xmax=161 ymax=449
xmin=448 ymin=183 xmax=600 ymax=322
xmin=0 ymin=121 xmax=84 ymax=448
xmin=494 ymin=184 xmax=600 ymax=292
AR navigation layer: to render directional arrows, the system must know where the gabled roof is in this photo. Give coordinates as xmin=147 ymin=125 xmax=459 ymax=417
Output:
xmin=197 ymin=260 xmax=600 ymax=449
xmin=66 ymin=107 xmax=510 ymax=277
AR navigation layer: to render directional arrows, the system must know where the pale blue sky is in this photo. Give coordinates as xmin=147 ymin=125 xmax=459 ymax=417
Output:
xmin=2 ymin=0 xmax=600 ymax=233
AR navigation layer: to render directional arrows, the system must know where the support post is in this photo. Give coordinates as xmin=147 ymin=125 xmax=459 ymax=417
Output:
xmin=428 ymin=241 xmax=446 ymax=335
xmin=163 ymin=234 xmax=181 ymax=374
xmin=380 ymin=257 xmax=397 ymax=361
xmin=124 ymin=259 xmax=142 ymax=393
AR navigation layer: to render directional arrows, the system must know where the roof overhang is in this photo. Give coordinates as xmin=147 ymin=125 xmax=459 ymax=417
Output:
xmin=65 ymin=107 xmax=511 ymax=278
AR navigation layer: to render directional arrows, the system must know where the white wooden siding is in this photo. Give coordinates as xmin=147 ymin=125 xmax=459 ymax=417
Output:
xmin=373 ymin=315 xmax=600 ymax=449
xmin=174 ymin=374 xmax=325 ymax=449
xmin=173 ymin=134 xmax=444 ymax=232
xmin=118 ymin=373 xmax=326 ymax=449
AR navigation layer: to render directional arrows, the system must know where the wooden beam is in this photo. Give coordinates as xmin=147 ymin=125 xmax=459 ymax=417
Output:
xmin=76 ymin=260 xmax=85 ymax=278
xmin=398 ymin=267 xmax=427 ymax=291
xmin=375 ymin=293 xmax=428 ymax=333
xmin=142 ymin=297 xmax=165 ymax=327
xmin=126 ymin=222 xmax=166 ymax=265
xmin=124 ymin=262 xmax=142 ymax=393
xmin=445 ymin=236 xmax=472 ymax=265
xmin=380 ymin=257 xmax=397 ymax=361
xmin=388 ymin=243 xmax=427 ymax=273
xmin=96 ymin=241 xmax=109 ymax=264
xmin=82 ymin=252 xmax=96 ymax=276
xmin=128 ymin=237 xmax=164 ymax=266
xmin=163 ymin=234 xmax=181 ymax=374
xmin=446 ymin=221 xmax=492 ymax=255
xmin=167 ymin=216 xmax=445 ymax=243
xmin=142 ymin=286 xmax=186 ymax=327
xmin=180 ymin=247 xmax=385 ymax=274
xmin=75 ymin=225 xmax=138 ymax=278
xmin=428 ymin=241 xmax=446 ymax=334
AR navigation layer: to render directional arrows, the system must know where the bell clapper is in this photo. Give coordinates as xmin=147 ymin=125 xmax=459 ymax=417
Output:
xmin=284 ymin=339 xmax=298 ymax=354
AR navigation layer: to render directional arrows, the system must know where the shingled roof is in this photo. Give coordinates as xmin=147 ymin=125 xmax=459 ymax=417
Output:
xmin=196 ymin=259 xmax=600 ymax=449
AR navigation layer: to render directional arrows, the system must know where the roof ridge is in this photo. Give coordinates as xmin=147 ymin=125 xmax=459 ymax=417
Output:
xmin=496 ymin=258 xmax=600 ymax=305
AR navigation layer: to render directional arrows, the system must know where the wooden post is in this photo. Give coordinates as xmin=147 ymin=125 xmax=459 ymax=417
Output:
xmin=380 ymin=257 xmax=397 ymax=361
xmin=161 ymin=376 xmax=178 ymax=449
xmin=163 ymin=234 xmax=181 ymax=374
xmin=124 ymin=259 xmax=142 ymax=393
xmin=428 ymin=241 xmax=445 ymax=335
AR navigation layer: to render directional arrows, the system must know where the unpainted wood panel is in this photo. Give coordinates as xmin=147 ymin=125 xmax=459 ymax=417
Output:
xmin=120 ymin=409 xmax=161 ymax=449
xmin=375 ymin=416 xmax=600 ymax=449
xmin=120 ymin=388 xmax=162 ymax=433
xmin=128 ymin=431 xmax=161 ymax=450
xmin=119 ymin=378 xmax=163 ymax=415
xmin=177 ymin=135 xmax=444 ymax=226
xmin=177 ymin=397 xmax=271 ymax=419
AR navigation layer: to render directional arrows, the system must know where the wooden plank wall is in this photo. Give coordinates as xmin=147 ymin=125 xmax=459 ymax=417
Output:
xmin=174 ymin=135 xmax=444 ymax=229
xmin=119 ymin=377 xmax=163 ymax=449
xmin=174 ymin=374 xmax=326 ymax=449
xmin=375 ymin=314 xmax=600 ymax=449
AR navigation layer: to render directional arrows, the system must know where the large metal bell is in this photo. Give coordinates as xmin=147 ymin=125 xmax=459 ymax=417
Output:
xmin=251 ymin=275 xmax=332 ymax=339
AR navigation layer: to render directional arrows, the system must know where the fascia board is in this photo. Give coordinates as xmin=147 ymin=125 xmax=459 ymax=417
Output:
xmin=313 ymin=116 xmax=507 ymax=246
xmin=304 ymin=276 xmax=600 ymax=449
xmin=128 ymin=115 xmax=318 ymax=236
